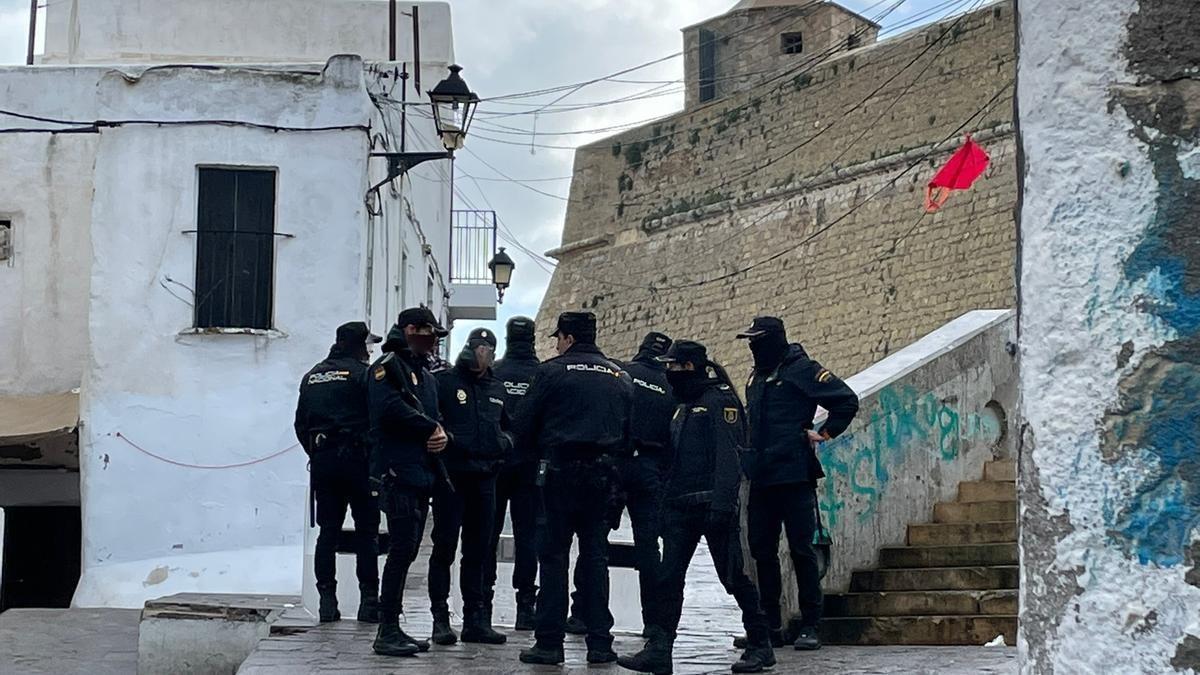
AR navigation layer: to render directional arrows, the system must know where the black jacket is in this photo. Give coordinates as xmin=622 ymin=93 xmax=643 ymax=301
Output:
xmin=493 ymin=343 xmax=540 ymax=465
xmin=621 ymin=355 xmax=674 ymax=467
xmin=435 ymin=363 xmax=512 ymax=473
xmin=366 ymin=325 xmax=441 ymax=488
xmin=513 ymin=342 xmax=634 ymax=463
xmin=744 ymin=344 xmax=859 ymax=486
xmin=665 ymin=381 xmax=747 ymax=515
xmin=294 ymin=346 xmax=370 ymax=456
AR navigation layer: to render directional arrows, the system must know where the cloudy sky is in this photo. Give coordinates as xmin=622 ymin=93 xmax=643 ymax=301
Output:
xmin=0 ymin=0 xmax=962 ymax=355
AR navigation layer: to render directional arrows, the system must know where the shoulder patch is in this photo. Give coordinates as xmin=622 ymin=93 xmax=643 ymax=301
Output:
xmin=816 ymin=368 xmax=833 ymax=384
xmin=723 ymin=407 xmax=739 ymax=424
xmin=373 ymin=366 xmax=386 ymax=381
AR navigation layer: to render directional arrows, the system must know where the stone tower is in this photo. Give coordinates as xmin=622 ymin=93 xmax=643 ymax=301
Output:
xmin=684 ymin=1 xmax=881 ymax=108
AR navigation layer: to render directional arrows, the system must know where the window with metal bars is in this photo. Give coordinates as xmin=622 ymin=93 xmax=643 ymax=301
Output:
xmin=0 ymin=220 xmax=12 ymax=262
xmin=782 ymin=32 xmax=804 ymax=54
xmin=194 ymin=167 xmax=277 ymax=330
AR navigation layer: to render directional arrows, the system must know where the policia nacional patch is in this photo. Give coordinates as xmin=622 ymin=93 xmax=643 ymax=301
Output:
xmin=724 ymin=407 xmax=739 ymax=424
xmin=374 ymin=366 xmax=386 ymax=381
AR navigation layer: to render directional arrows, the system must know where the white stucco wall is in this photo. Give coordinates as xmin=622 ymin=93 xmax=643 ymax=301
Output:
xmin=0 ymin=58 xmax=383 ymax=608
xmin=0 ymin=132 xmax=94 ymax=397
xmin=1018 ymin=0 xmax=1200 ymax=671
xmin=41 ymin=0 xmax=453 ymax=66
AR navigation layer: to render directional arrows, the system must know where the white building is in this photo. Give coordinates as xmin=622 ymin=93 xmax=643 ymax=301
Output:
xmin=0 ymin=0 xmax=498 ymax=610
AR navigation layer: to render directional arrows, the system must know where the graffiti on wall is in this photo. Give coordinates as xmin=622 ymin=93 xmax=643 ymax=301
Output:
xmin=818 ymin=383 xmax=1000 ymax=529
xmin=1103 ymin=67 xmax=1200 ymax=568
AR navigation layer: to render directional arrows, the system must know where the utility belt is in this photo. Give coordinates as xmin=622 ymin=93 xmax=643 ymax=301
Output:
xmin=309 ymin=430 xmax=368 ymax=459
xmin=668 ymin=489 xmax=715 ymax=507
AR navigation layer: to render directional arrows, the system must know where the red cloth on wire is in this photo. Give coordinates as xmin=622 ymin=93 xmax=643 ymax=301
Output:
xmin=925 ymin=136 xmax=990 ymax=212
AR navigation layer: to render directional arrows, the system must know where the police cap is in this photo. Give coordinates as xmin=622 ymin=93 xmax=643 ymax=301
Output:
xmin=735 ymin=316 xmax=786 ymax=340
xmin=467 ymin=327 xmax=498 ymax=350
xmin=506 ymin=316 xmax=536 ymax=343
xmin=658 ymin=340 xmax=708 ymax=366
xmin=549 ymin=311 xmax=596 ymax=341
xmin=397 ymin=306 xmax=448 ymax=336
xmin=638 ymin=331 xmax=673 ymax=358
xmin=336 ymin=321 xmax=382 ymax=345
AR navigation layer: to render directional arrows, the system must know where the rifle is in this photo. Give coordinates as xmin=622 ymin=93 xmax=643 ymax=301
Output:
xmin=379 ymin=353 xmax=456 ymax=494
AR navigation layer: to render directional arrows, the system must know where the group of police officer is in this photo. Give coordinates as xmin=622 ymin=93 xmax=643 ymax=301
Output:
xmin=294 ymin=306 xmax=859 ymax=674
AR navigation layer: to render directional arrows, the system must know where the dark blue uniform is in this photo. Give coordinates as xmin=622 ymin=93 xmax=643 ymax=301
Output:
xmin=515 ymin=341 xmax=633 ymax=656
xmin=294 ymin=346 xmax=379 ymax=610
xmin=428 ymin=359 xmax=511 ymax=634
xmin=744 ymin=343 xmax=858 ymax=636
xmin=486 ymin=324 xmax=541 ymax=626
xmin=367 ymin=325 xmax=441 ymax=626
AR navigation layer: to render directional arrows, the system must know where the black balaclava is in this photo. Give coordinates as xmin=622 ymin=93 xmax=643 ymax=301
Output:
xmin=750 ymin=332 xmax=790 ymax=373
xmin=666 ymin=365 xmax=708 ymax=402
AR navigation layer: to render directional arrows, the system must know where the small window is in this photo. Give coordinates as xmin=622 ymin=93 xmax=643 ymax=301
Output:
xmin=698 ymin=29 xmax=717 ymax=103
xmin=847 ymin=34 xmax=862 ymax=50
xmin=0 ymin=220 xmax=11 ymax=262
xmin=194 ymin=167 xmax=277 ymax=330
xmin=782 ymin=32 xmax=804 ymax=54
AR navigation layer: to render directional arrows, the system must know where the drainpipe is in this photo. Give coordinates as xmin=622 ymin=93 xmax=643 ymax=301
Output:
xmin=26 ymin=0 xmax=37 ymax=65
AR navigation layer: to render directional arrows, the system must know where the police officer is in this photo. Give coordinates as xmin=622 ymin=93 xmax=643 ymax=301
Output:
xmin=618 ymin=341 xmax=775 ymax=674
xmin=367 ymin=307 xmax=449 ymax=657
xmin=294 ymin=321 xmax=383 ymax=624
xmin=486 ymin=317 xmax=541 ymax=631
xmin=568 ymin=331 xmax=673 ymax=636
xmin=515 ymin=312 xmax=633 ymax=667
xmin=736 ymin=316 xmax=859 ymax=651
xmin=428 ymin=328 xmax=510 ymax=646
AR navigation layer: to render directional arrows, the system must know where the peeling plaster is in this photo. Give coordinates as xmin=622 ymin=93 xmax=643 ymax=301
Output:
xmin=1018 ymin=0 xmax=1200 ymax=671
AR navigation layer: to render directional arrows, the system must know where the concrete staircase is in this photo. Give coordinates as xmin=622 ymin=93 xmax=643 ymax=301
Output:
xmin=821 ymin=459 xmax=1018 ymax=646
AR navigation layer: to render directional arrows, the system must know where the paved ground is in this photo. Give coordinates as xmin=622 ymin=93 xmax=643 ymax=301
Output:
xmin=240 ymin=620 xmax=1017 ymax=674
xmin=0 ymin=607 xmax=140 ymax=675
xmin=0 ymin=543 xmax=1017 ymax=675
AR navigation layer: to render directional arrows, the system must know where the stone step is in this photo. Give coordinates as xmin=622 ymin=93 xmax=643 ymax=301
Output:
xmin=933 ymin=500 xmax=1017 ymax=524
xmin=879 ymin=543 xmax=1018 ymax=568
xmin=985 ymin=459 xmax=1017 ymax=482
xmin=908 ymin=521 xmax=1017 ymax=546
xmin=850 ymin=566 xmax=1019 ymax=592
xmin=825 ymin=590 xmax=1018 ymax=617
xmin=957 ymin=480 xmax=1017 ymax=503
xmin=820 ymin=615 xmax=1017 ymax=646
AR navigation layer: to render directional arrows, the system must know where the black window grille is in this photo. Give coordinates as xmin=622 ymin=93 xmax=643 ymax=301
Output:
xmin=847 ymin=33 xmax=862 ymax=50
xmin=0 ymin=220 xmax=11 ymax=262
xmin=194 ymin=167 xmax=276 ymax=330
xmin=782 ymin=32 xmax=804 ymax=54
xmin=698 ymin=29 xmax=717 ymax=103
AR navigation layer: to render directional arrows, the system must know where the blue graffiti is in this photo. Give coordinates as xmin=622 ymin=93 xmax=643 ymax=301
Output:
xmin=1109 ymin=132 xmax=1200 ymax=567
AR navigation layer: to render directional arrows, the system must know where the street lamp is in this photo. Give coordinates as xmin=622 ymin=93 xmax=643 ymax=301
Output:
xmin=370 ymin=64 xmax=480 ymax=183
xmin=488 ymin=247 xmax=516 ymax=304
xmin=428 ymin=65 xmax=480 ymax=152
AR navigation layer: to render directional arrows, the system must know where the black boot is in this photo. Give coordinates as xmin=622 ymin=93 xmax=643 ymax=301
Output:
xmin=514 ymin=594 xmax=536 ymax=631
xmin=793 ymin=626 xmax=821 ymax=651
xmin=317 ymin=583 xmax=340 ymax=623
xmin=460 ymin=605 xmax=507 ymax=644
xmin=357 ymin=585 xmax=380 ymax=623
xmin=396 ymin=625 xmax=431 ymax=652
xmin=519 ymin=643 xmax=565 ymax=665
xmin=734 ymin=628 xmax=787 ymax=649
xmin=565 ymin=614 xmax=588 ymax=635
xmin=431 ymin=610 xmax=458 ymax=646
xmin=617 ymin=639 xmax=673 ymax=674
xmin=587 ymin=646 xmax=618 ymax=664
xmin=373 ymin=620 xmax=419 ymax=657
xmin=731 ymin=646 xmax=776 ymax=673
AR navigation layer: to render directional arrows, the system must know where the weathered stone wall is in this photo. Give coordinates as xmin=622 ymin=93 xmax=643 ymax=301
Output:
xmin=1017 ymin=0 xmax=1200 ymax=670
xmin=682 ymin=4 xmax=879 ymax=109
xmin=538 ymin=2 xmax=1016 ymax=379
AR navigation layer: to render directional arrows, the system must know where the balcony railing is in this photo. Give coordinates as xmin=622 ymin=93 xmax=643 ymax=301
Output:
xmin=450 ymin=209 xmax=497 ymax=285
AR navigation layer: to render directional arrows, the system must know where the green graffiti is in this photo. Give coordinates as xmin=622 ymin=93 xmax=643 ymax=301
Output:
xmin=817 ymin=384 xmax=988 ymax=530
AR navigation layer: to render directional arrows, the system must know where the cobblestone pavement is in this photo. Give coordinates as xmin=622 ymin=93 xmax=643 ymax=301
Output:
xmin=243 ymin=543 xmax=1016 ymax=675
xmin=1 ymin=608 xmax=141 ymax=675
